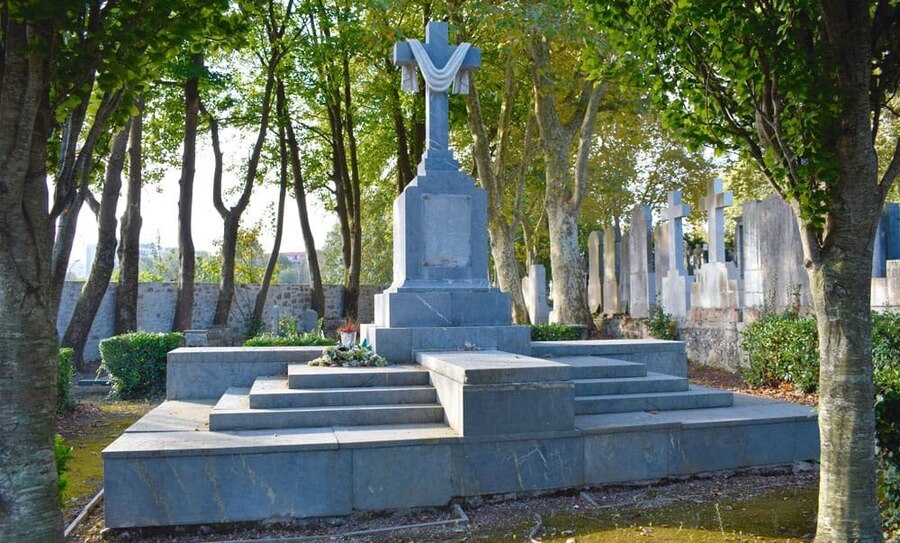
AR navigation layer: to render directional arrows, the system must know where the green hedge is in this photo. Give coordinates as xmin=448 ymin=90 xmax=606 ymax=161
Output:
xmin=739 ymin=312 xmax=820 ymax=392
xmin=243 ymin=332 xmax=335 ymax=347
xmin=740 ymin=310 xmax=900 ymax=531
xmin=531 ymin=322 xmax=580 ymax=341
xmin=100 ymin=332 xmax=184 ymax=398
xmin=57 ymin=347 xmax=75 ymax=414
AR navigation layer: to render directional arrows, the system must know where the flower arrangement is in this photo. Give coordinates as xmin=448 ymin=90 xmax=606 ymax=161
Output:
xmin=309 ymin=338 xmax=389 ymax=368
xmin=338 ymin=318 xmax=358 ymax=333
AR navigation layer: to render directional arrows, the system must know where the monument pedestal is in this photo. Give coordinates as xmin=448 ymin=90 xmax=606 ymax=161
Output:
xmin=363 ymin=324 xmax=530 ymax=365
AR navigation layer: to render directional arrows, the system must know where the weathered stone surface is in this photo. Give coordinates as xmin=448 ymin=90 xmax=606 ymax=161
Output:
xmin=587 ymin=231 xmax=603 ymax=313
xmin=417 ymin=350 xmax=574 ymax=436
xmin=521 ymin=264 xmax=550 ymax=324
xmin=741 ymin=195 xmax=811 ymax=310
xmin=602 ymin=227 xmax=622 ymax=314
xmin=628 ymin=205 xmax=655 ymax=318
xmin=363 ymin=325 xmax=531 ymax=365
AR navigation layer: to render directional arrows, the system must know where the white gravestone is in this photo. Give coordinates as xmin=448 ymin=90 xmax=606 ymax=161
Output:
xmin=691 ymin=178 xmax=742 ymax=310
xmin=602 ymin=226 xmax=622 ymax=314
xmin=660 ymin=190 xmax=693 ymax=318
xmin=521 ymin=264 xmax=551 ymax=324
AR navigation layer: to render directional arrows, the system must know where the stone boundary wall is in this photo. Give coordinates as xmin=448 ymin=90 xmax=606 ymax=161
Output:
xmin=58 ymin=282 xmax=385 ymax=362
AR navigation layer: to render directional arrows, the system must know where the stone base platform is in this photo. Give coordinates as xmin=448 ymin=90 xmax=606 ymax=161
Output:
xmin=104 ymin=341 xmax=818 ymax=529
xmin=103 ymin=394 xmax=817 ymax=528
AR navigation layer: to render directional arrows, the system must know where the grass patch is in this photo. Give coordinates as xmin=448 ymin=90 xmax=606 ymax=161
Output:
xmin=57 ymin=399 xmax=155 ymax=517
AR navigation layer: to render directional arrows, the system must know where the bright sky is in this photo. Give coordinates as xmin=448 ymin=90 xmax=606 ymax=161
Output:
xmin=70 ymin=143 xmax=336 ymax=278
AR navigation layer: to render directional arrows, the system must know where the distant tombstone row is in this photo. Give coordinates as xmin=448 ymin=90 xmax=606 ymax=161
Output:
xmin=542 ymin=181 xmax=900 ymax=325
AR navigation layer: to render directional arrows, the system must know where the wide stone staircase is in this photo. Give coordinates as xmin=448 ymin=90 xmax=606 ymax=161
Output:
xmin=208 ymin=365 xmax=445 ymax=431
xmin=550 ymin=355 xmax=734 ymax=415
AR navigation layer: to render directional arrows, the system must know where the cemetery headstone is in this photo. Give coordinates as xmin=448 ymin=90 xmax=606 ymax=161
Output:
xmin=587 ymin=231 xmax=603 ymax=313
xmin=741 ymin=194 xmax=811 ymax=310
xmin=660 ymin=190 xmax=692 ymax=318
xmin=521 ymin=264 xmax=551 ymax=325
xmin=628 ymin=204 xmax=655 ymax=318
xmin=691 ymin=178 xmax=742 ymax=310
xmin=602 ymin=226 xmax=622 ymax=314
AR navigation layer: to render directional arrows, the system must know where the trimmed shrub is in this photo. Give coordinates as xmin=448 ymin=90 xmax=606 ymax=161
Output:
xmin=100 ymin=331 xmax=183 ymax=398
xmin=531 ymin=322 xmax=580 ymax=341
xmin=243 ymin=333 xmax=335 ymax=347
xmin=646 ymin=304 xmax=678 ymax=340
xmin=57 ymin=347 xmax=75 ymax=414
xmin=739 ymin=312 xmax=819 ymax=392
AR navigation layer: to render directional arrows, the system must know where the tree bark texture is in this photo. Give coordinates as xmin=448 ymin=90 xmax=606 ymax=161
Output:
xmin=0 ymin=17 xmax=65 ymax=543
xmin=62 ymin=122 xmax=129 ymax=370
xmin=115 ymin=96 xmax=143 ymax=334
xmin=529 ymin=34 xmax=602 ymax=326
xmin=172 ymin=53 xmax=202 ymax=332
xmin=807 ymin=3 xmax=886 ymax=539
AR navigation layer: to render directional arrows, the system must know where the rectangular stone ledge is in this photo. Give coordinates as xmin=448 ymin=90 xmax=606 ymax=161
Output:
xmin=103 ymin=426 xmax=340 ymax=459
xmin=417 ymin=350 xmax=571 ymax=384
xmin=104 ymin=449 xmax=353 ymax=528
xmin=363 ymin=325 xmax=531 ymax=365
xmin=530 ymin=339 xmax=688 ymax=377
xmin=167 ymin=346 xmax=325 ymax=400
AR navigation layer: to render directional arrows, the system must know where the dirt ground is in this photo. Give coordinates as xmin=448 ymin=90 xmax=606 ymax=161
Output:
xmin=60 ymin=362 xmax=827 ymax=542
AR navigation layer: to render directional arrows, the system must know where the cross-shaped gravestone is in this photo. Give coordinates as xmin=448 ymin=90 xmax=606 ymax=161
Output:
xmin=705 ymin=177 xmax=733 ymax=264
xmin=394 ymin=21 xmax=481 ymax=171
xmin=665 ymin=190 xmax=691 ymax=274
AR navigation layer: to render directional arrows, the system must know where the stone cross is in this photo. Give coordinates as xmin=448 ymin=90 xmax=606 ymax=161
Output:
xmin=665 ymin=190 xmax=691 ymax=275
xmin=394 ymin=21 xmax=481 ymax=171
xmin=705 ymin=178 xmax=733 ymax=264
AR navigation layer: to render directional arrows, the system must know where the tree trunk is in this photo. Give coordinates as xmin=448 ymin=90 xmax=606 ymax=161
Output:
xmin=49 ymin=89 xmax=123 ymax=309
xmin=212 ymin=47 xmax=278 ymax=326
xmin=172 ymin=53 xmax=202 ymax=332
xmin=252 ymin=118 xmax=288 ymax=330
xmin=62 ymin=122 xmax=129 ymax=370
xmin=464 ymin=62 xmax=531 ymax=324
xmin=282 ymin=82 xmax=325 ymax=317
xmin=115 ymin=95 xmax=143 ymax=335
xmin=529 ymin=34 xmax=602 ymax=326
xmin=0 ymin=17 xmax=65 ymax=542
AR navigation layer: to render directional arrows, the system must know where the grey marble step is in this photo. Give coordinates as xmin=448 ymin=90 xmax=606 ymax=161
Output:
xmin=209 ymin=388 xmax=444 ymax=431
xmin=574 ymin=372 xmax=689 ymax=397
xmin=552 ymin=356 xmax=647 ymax=379
xmin=575 ymin=385 xmax=734 ymax=415
xmin=249 ymin=376 xmax=437 ymax=409
xmin=288 ymin=364 xmax=431 ymax=389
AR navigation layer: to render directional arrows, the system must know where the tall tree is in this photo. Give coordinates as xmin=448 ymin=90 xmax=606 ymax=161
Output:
xmin=280 ymin=80 xmax=326 ymax=317
xmin=211 ymin=0 xmax=288 ymax=325
xmin=172 ymin=53 xmax=203 ymax=332
xmin=252 ymin=112 xmax=289 ymax=331
xmin=297 ymin=0 xmax=365 ymax=321
xmin=585 ymin=1 xmax=900 ymax=539
xmin=115 ymin=96 xmax=144 ymax=334
xmin=528 ymin=13 xmax=604 ymax=326
xmin=62 ymin=121 xmax=131 ymax=371
xmin=0 ymin=7 xmax=65 ymax=541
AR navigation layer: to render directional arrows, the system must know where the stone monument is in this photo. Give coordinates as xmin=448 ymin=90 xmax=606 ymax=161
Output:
xmin=364 ymin=22 xmax=529 ymax=362
xmin=690 ymin=178 xmax=742 ymax=310
xmin=660 ymin=190 xmax=693 ymax=318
